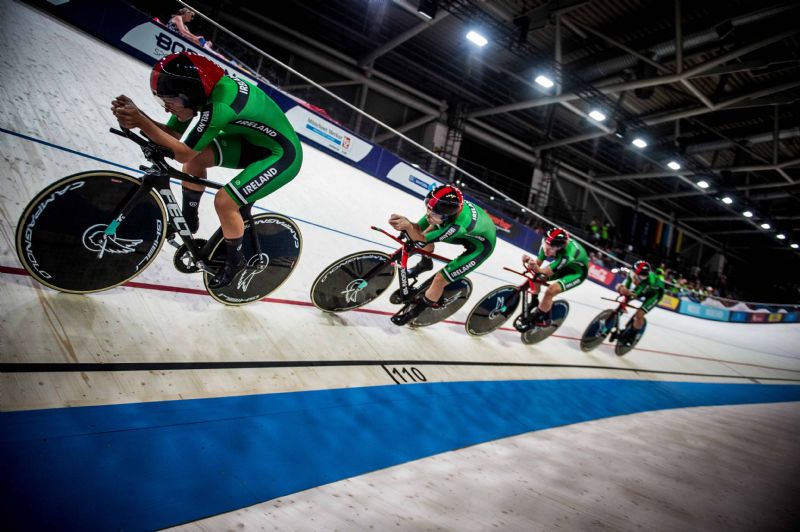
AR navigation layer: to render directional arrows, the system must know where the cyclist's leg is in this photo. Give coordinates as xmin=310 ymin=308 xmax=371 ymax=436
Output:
xmin=210 ymin=135 xmax=302 ymax=288
xmin=535 ymin=264 xmax=587 ymax=324
xmin=634 ymin=291 xmax=660 ymax=328
xmin=180 ymin=144 xmax=216 ymax=233
xmin=434 ymin=237 xmax=494 ymax=301
xmin=392 ymin=239 xmax=492 ymax=327
xmin=542 ymin=264 xmax=587 ymax=311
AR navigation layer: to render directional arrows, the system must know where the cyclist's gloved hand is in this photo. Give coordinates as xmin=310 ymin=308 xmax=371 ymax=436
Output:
xmin=388 ymin=214 xmax=411 ymax=232
xmin=111 ymin=94 xmax=145 ymax=130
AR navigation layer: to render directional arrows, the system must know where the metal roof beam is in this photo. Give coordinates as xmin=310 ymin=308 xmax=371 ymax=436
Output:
xmin=373 ymin=114 xmax=439 ymax=143
xmin=466 ymin=30 xmax=797 ymax=120
xmin=531 ymin=79 xmax=800 ymax=150
xmin=358 ymin=8 xmax=450 ymax=68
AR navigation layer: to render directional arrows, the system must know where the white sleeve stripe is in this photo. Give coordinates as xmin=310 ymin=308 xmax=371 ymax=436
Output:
xmin=180 ymin=113 xmax=204 ymax=144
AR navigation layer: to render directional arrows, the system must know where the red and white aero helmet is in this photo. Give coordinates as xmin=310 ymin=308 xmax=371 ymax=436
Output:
xmin=633 ymin=260 xmax=651 ymax=277
xmin=544 ymin=227 xmax=569 ymax=249
xmin=425 ymin=185 xmax=463 ymax=220
xmin=150 ymin=52 xmax=224 ymax=110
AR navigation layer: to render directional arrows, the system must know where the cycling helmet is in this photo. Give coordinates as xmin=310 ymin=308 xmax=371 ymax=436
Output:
xmin=633 ymin=260 xmax=651 ymax=278
xmin=544 ymin=227 xmax=569 ymax=249
xmin=150 ymin=52 xmax=224 ymax=110
xmin=425 ymin=185 xmax=463 ymax=220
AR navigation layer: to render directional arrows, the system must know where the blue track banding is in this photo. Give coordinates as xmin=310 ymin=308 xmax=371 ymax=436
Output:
xmin=2 ymin=379 xmax=799 ymax=530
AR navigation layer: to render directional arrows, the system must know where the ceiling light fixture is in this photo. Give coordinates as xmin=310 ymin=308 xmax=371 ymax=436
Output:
xmin=721 ymin=196 xmax=733 ymax=205
xmin=761 ymin=223 xmax=771 ymax=229
xmin=416 ymin=0 xmax=438 ymax=20
xmin=696 ymin=180 xmax=709 ymax=189
xmin=742 ymin=210 xmax=753 ymax=218
xmin=588 ymin=110 xmax=606 ymax=122
xmin=466 ymin=30 xmax=488 ymax=47
xmin=667 ymin=161 xmax=681 ymax=170
xmin=631 ymin=138 xmax=647 ymax=148
xmin=534 ymin=74 xmax=554 ymax=88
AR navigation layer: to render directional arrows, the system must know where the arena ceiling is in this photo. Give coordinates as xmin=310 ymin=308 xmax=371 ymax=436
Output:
xmin=182 ymin=0 xmax=800 ymax=257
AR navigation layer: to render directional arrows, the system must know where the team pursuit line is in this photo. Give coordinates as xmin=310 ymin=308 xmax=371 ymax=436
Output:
xmin=0 ymin=359 xmax=797 ymax=382
xmin=1 ymin=265 xmax=799 ymax=379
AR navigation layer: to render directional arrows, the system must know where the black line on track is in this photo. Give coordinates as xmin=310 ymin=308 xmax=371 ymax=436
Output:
xmin=2 ymin=360 xmax=799 ymax=382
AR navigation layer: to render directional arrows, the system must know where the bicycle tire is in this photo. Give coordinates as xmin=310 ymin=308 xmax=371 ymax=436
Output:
xmin=204 ymin=214 xmax=302 ymax=306
xmin=310 ymin=251 xmax=395 ymax=312
xmin=15 ymin=171 xmax=166 ymax=293
xmin=522 ymin=300 xmax=571 ymax=345
xmin=464 ymin=285 xmax=520 ymax=336
xmin=411 ymin=278 xmax=473 ymax=328
xmin=615 ymin=318 xmax=647 ymax=356
xmin=580 ymin=309 xmax=615 ymax=352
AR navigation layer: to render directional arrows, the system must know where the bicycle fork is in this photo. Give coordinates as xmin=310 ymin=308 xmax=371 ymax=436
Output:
xmin=97 ymin=171 xmax=165 ymax=259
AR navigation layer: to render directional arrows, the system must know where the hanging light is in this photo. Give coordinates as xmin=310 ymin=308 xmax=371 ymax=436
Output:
xmin=534 ymin=74 xmax=554 ymax=88
xmin=588 ymin=110 xmax=606 ymax=122
xmin=466 ymin=30 xmax=488 ymax=47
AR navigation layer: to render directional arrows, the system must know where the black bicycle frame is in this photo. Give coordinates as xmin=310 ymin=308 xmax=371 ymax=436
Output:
xmin=367 ymin=226 xmax=450 ymax=301
xmin=601 ymin=296 xmax=641 ymax=332
xmin=104 ymin=127 xmax=262 ymax=267
xmin=504 ymin=267 xmax=549 ymax=320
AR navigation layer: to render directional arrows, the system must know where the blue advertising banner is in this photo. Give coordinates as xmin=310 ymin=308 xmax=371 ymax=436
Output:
xmin=679 ymin=300 xmax=731 ymax=322
xmin=730 ymin=311 xmax=749 ymax=323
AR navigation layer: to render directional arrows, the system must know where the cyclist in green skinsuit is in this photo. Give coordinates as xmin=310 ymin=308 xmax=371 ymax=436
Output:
xmin=522 ymin=227 xmax=589 ymax=327
xmin=111 ymin=51 xmax=302 ymax=288
xmin=388 ymin=184 xmax=496 ymax=326
xmin=615 ymin=260 xmax=665 ymax=345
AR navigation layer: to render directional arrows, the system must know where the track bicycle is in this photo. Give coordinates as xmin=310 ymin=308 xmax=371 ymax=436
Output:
xmin=580 ymin=296 xmax=647 ymax=356
xmin=15 ymin=128 xmax=302 ymax=305
xmin=310 ymin=226 xmax=472 ymax=327
xmin=465 ymin=266 xmax=570 ymax=345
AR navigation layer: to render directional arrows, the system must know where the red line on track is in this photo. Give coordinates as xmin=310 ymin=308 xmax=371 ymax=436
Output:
xmin=2 ymin=264 xmax=797 ymax=373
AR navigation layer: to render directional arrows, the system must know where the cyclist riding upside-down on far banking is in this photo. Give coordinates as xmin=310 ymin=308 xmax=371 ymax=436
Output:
xmin=522 ymin=227 xmax=589 ymax=327
xmin=388 ymin=185 xmax=497 ymax=326
xmin=111 ymin=51 xmax=302 ymax=288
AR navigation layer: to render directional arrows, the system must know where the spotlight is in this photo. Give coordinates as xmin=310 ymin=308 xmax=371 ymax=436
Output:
xmin=791 ymin=243 xmax=799 ymax=249
xmin=632 ymin=138 xmax=647 ymax=148
xmin=760 ymin=223 xmax=771 ymax=229
xmin=588 ymin=110 xmax=606 ymax=122
xmin=696 ymin=180 xmax=709 ymax=189
xmin=534 ymin=75 xmax=554 ymax=88
xmin=721 ymin=196 xmax=733 ymax=205
xmin=466 ymin=30 xmax=488 ymax=47
xmin=667 ymin=161 xmax=681 ymax=170
xmin=417 ymin=0 xmax=438 ymax=20
xmin=777 ymin=234 xmax=786 ymax=240
xmin=742 ymin=210 xmax=753 ymax=218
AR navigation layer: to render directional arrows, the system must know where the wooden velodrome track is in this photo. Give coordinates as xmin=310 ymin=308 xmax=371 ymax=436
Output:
xmin=1 ymin=2 xmax=799 ymax=530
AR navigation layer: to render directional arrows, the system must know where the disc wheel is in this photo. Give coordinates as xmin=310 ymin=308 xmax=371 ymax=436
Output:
xmin=310 ymin=251 xmax=395 ymax=312
xmin=411 ymin=278 xmax=473 ymax=328
xmin=521 ymin=300 xmax=571 ymax=345
xmin=203 ymin=214 xmax=302 ymax=306
xmin=464 ymin=285 xmax=520 ymax=336
xmin=580 ymin=309 xmax=614 ymax=352
xmin=15 ymin=171 xmax=166 ymax=293
xmin=615 ymin=318 xmax=647 ymax=356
